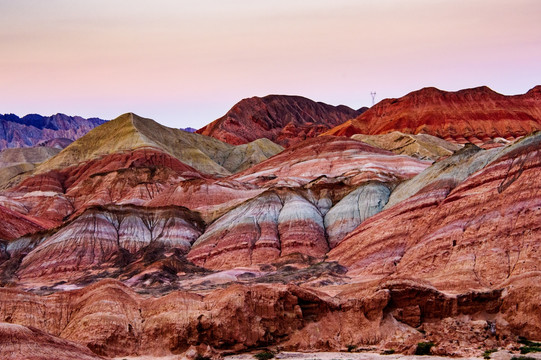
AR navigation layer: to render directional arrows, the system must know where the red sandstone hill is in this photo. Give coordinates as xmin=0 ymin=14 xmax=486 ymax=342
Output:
xmin=1 ymin=107 xmax=541 ymax=358
xmin=324 ymin=85 xmax=541 ymax=145
xmin=197 ymin=95 xmax=366 ymax=147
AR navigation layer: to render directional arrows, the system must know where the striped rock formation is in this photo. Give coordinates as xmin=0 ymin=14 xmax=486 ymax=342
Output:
xmin=0 ymin=92 xmax=540 ymax=358
xmin=197 ymin=94 xmax=365 ymax=147
xmin=325 ymin=86 xmax=541 ymax=145
xmin=329 ymin=132 xmax=541 ymax=341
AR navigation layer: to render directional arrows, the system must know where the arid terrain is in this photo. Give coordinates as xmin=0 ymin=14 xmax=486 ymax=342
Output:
xmin=1 ymin=86 xmax=540 ymax=359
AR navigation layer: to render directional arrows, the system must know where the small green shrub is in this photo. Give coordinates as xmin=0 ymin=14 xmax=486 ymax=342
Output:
xmin=519 ymin=337 xmax=541 ymax=346
xmin=381 ymin=349 xmax=395 ymax=355
xmin=518 ymin=337 xmax=541 ymax=354
xmin=346 ymin=344 xmax=356 ymax=352
xmin=512 ymin=356 xmax=536 ymax=360
xmin=521 ymin=346 xmax=541 ymax=354
xmin=254 ymin=351 xmax=274 ymax=360
xmin=415 ymin=342 xmax=435 ymax=355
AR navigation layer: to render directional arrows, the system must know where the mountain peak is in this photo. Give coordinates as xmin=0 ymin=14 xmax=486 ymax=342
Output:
xmin=197 ymin=94 xmax=362 ymax=147
xmin=324 ymin=85 xmax=541 ymax=144
xmin=35 ymin=113 xmax=283 ymax=177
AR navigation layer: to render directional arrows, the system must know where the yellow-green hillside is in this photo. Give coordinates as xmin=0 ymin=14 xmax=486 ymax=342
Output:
xmin=36 ymin=113 xmax=283 ymax=176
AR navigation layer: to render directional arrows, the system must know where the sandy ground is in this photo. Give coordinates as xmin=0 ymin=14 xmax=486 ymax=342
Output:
xmin=226 ymin=352 xmax=482 ymax=360
xmin=114 ymin=350 xmax=541 ymax=360
xmin=114 ymin=352 xmax=482 ymax=360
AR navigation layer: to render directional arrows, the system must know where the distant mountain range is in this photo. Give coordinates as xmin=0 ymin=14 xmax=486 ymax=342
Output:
xmin=0 ymin=113 xmax=106 ymax=150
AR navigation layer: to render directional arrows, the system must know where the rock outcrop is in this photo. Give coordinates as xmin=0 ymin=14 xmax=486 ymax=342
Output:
xmin=36 ymin=137 xmax=73 ymax=149
xmin=324 ymin=182 xmax=391 ymax=248
xmin=197 ymin=95 xmax=364 ymax=147
xmin=188 ymin=190 xmax=328 ymax=269
xmin=231 ymin=136 xmax=430 ymax=187
xmin=0 ymin=322 xmax=104 ymax=360
xmin=16 ymin=205 xmax=204 ymax=284
xmin=325 ymin=86 xmax=541 ymax=145
xmin=352 ymin=131 xmax=462 ymax=161
xmin=329 ymin=131 xmax=541 ymax=307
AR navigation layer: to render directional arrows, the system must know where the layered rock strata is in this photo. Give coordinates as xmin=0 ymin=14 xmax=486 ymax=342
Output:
xmin=198 ymin=95 xmax=364 ymax=147
xmin=325 ymin=86 xmax=541 ymax=145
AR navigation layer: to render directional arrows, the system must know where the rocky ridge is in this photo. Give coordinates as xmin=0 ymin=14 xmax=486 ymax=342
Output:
xmin=197 ymin=95 xmax=365 ymax=147
xmin=325 ymin=86 xmax=541 ymax=145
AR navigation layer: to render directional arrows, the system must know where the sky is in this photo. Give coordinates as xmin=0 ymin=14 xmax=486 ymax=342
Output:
xmin=1 ymin=0 xmax=540 ymax=129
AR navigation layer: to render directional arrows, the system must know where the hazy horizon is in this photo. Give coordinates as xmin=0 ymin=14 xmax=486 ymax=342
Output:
xmin=1 ymin=0 xmax=540 ymax=128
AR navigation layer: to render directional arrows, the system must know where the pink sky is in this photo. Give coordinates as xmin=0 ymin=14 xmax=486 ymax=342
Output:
xmin=1 ymin=0 xmax=540 ymax=128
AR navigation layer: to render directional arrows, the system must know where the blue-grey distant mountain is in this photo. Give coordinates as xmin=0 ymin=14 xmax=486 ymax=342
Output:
xmin=0 ymin=113 xmax=106 ymax=149
xmin=181 ymin=127 xmax=197 ymax=133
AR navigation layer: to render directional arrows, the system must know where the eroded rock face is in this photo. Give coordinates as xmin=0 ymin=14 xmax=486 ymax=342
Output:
xmin=0 ymin=205 xmax=49 ymax=241
xmin=0 ymin=322 xmax=104 ymax=360
xmin=197 ymin=95 xmax=364 ymax=147
xmin=1 ymin=107 xmax=540 ymax=358
xmin=0 ymin=280 xmax=329 ymax=356
xmin=324 ymin=182 xmax=391 ymax=248
xmin=351 ymin=131 xmax=462 ymax=161
xmin=0 ymin=148 xmax=205 ymax=233
xmin=0 ymin=146 xmax=61 ymax=167
xmin=231 ymin=136 xmax=430 ymax=187
xmin=329 ymin=133 xmax=541 ymax=334
xmin=188 ymin=190 xmax=328 ymax=269
xmin=326 ymin=86 xmax=541 ymax=145
xmin=35 ymin=113 xmax=283 ymax=178
xmin=0 ymin=277 xmax=517 ymax=358
xmin=16 ymin=205 xmax=204 ymax=282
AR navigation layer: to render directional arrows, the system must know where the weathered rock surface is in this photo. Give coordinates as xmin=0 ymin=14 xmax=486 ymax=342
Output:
xmin=329 ymin=131 xmax=541 ymax=295
xmin=325 ymin=86 xmax=541 ymax=145
xmin=0 ymin=146 xmax=62 ymax=189
xmin=198 ymin=95 xmax=364 ymax=147
xmin=221 ymin=138 xmax=284 ymax=173
xmin=0 ymin=148 xmax=205 ymax=232
xmin=147 ymin=178 xmax=265 ymax=223
xmin=188 ymin=190 xmax=328 ymax=269
xmin=1 ymin=101 xmax=540 ymax=359
xmin=37 ymin=112 xmax=283 ymax=177
xmin=0 ymin=277 xmax=518 ymax=358
xmin=0 ymin=146 xmax=61 ymax=167
xmin=352 ymin=131 xmax=462 ymax=161
xmin=16 ymin=205 xmax=204 ymax=283
xmin=0 ymin=205 xmax=49 ymax=241
xmin=0 ymin=113 xmax=105 ymax=150
xmin=384 ymin=143 xmax=500 ymax=209
xmin=186 ymin=138 xmax=429 ymax=269
xmin=231 ymin=136 xmax=430 ymax=187
xmin=324 ymin=182 xmax=391 ymax=248
xmin=0 ymin=322 xmax=104 ymax=360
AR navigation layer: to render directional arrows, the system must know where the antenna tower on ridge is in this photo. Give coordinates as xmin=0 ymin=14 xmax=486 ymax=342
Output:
xmin=370 ymin=91 xmax=376 ymax=106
